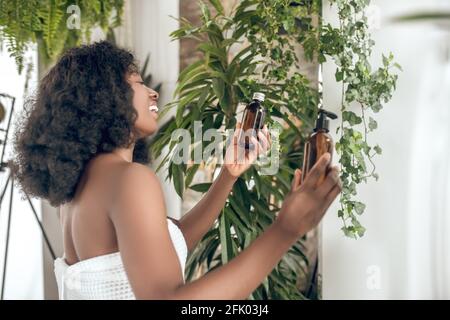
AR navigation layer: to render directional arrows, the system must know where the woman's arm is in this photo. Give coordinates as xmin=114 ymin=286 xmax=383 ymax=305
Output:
xmin=176 ymin=167 xmax=237 ymax=252
xmin=110 ymin=154 xmax=339 ymax=300
xmin=110 ymin=162 xmax=294 ymax=299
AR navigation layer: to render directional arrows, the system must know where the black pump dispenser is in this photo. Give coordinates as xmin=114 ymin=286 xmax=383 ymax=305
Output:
xmin=301 ymin=108 xmax=338 ymax=185
xmin=314 ymin=109 xmax=338 ymax=132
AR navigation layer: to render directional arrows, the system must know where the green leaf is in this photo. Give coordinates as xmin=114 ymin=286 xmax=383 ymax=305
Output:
xmin=229 ymin=45 xmax=253 ymax=67
xmin=176 ymin=72 xmax=210 ymax=96
xmin=209 ymin=0 xmax=224 ymax=15
xmin=175 ymin=103 xmax=185 ymax=127
xmin=220 ymin=87 xmax=231 ymax=114
xmin=178 ymin=60 xmax=204 ymax=83
xmin=185 ymin=164 xmax=200 ymax=188
xmin=213 ymin=112 xmax=225 ymax=129
xmin=372 ymin=103 xmax=383 ymax=113
xmin=368 ymin=117 xmax=377 ymax=131
xmin=374 ymin=145 xmax=382 ymax=155
xmin=355 ymin=225 xmax=366 ymax=237
xmin=199 ymin=1 xmax=211 ymax=22
xmin=221 ymin=38 xmax=238 ymax=48
xmin=393 ymin=63 xmax=403 ymax=71
xmin=335 ymin=70 xmax=344 ymax=82
xmin=212 ymin=78 xmax=224 ymax=100
xmin=197 ymin=84 xmax=211 ymax=110
xmin=140 ymin=54 xmax=150 ymax=79
xmin=228 ymin=194 xmax=252 ymax=227
xmin=219 ymin=210 xmax=234 ymax=264
xmin=198 ymin=43 xmax=226 ymax=63
xmin=189 ymin=182 xmax=212 ymax=193
xmin=171 ymin=163 xmax=185 ymax=198
xmin=382 ymin=54 xmax=389 ymax=67
xmin=209 ymin=70 xmax=230 ymax=84
xmin=354 ymin=202 xmax=366 ymax=215
xmin=342 ymin=111 xmax=362 ymax=125
xmin=225 ymin=206 xmax=250 ymax=234
xmin=341 ymin=226 xmax=357 ymax=239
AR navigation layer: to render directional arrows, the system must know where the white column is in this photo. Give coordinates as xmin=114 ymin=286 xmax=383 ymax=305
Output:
xmin=130 ymin=0 xmax=182 ymax=219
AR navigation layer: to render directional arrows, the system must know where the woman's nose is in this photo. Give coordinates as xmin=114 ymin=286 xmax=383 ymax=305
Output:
xmin=148 ymin=88 xmax=159 ymax=100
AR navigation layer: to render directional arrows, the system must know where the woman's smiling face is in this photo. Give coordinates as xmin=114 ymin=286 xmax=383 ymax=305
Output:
xmin=128 ymin=72 xmax=159 ymax=138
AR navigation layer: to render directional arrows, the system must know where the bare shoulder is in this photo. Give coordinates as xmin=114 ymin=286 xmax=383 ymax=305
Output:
xmin=115 ymin=162 xmax=161 ymax=196
xmin=88 ymin=154 xmax=156 ymax=183
xmin=109 ymin=162 xmax=166 ymax=220
xmin=119 ymin=162 xmax=159 ymax=183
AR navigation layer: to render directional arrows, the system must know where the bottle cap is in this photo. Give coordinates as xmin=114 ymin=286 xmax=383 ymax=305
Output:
xmin=252 ymin=92 xmax=265 ymax=102
xmin=314 ymin=108 xmax=338 ymax=132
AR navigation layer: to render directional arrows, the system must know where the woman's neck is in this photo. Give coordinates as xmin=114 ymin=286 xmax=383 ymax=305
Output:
xmin=111 ymin=144 xmax=135 ymax=163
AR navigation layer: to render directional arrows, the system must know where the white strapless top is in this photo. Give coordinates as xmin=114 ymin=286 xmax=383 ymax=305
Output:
xmin=54 ymin=218 xmax=188 ymax=300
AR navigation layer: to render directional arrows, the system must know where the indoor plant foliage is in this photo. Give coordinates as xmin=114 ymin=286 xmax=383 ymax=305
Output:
xmin=152 ymin=0 xmax=399 ymax=299
xmin=0 ymin=0 xmax=124 ymax=72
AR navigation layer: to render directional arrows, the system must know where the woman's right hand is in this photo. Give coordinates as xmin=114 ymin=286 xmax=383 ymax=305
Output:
xmin=275 ymin=153 xmax=342 ymax=239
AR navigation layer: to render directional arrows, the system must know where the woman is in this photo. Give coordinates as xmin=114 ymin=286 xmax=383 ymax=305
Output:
xmin=11 ymin=41 xmax=341 ymax=299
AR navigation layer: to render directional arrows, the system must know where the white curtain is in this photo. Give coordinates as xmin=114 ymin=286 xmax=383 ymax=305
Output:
xmin=406 ymin=34 xmax=450 ymax=299
xmin=112 ymin=0 xmax=134 ymax=50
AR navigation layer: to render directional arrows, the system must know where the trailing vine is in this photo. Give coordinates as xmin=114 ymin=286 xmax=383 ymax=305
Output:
xmin=324 ymin=0 xmax=400 ymax=238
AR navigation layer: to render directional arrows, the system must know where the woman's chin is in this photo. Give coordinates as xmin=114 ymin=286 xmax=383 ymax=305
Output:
xmin=144 ymin=125 xmax=158 ymax=136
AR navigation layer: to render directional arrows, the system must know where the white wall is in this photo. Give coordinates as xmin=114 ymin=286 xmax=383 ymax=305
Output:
xmin=322 ymin=0 xmax=450 ymax=299
xmin=0 ymin=48 xmax=43 ymax=299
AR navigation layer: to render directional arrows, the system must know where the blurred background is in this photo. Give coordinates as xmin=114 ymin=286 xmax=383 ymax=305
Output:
xmin=0 ymin=0 xmax=449 ymax=299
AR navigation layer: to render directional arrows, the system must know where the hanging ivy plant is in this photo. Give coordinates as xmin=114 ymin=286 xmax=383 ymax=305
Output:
xmin=0 ymin=0 xmax=124 ymax=72
xmin=325 ymin=0 xmax=400 ymax=238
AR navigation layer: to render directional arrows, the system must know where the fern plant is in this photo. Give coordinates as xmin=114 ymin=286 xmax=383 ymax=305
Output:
xmin=0 ymin=0 xmax=124 ymax=72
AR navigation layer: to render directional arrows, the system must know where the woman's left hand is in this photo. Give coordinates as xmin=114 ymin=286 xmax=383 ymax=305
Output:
xmin=223 ymin=122 xmax=271 ymax=179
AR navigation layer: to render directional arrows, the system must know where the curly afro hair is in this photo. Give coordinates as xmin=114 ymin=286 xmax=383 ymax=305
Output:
xmin=11 ymin=41 xmax=150 ymax=207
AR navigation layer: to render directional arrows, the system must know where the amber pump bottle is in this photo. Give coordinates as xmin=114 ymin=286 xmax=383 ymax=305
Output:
xmin=238 ymin=92 xmax=266 ymax=150
xmin=301 ymin=109 xmax=338 ymax=185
